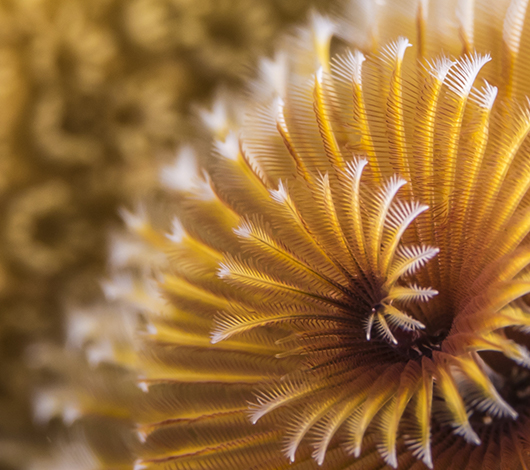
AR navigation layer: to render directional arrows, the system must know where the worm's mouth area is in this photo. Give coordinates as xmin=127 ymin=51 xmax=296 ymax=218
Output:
xmin=392 ymin=327 xmax=449 ymax=360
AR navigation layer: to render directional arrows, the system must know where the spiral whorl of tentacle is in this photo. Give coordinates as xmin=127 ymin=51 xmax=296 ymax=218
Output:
xmin=50 ymin=2 xmax=530 ymax=470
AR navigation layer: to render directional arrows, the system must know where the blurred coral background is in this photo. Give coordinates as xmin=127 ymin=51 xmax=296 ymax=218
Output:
xmin=0 ymin=1 xmax=335 ymax=468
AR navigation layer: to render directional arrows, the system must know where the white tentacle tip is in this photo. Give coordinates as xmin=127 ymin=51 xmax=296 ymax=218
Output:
xmin=316 ymin=66 xmax=324 ymax=84
xmin=134 ymin=460 xmax=148 ymax=470
xmin=210 ymin=331 xmax=224 ymax=344
xmin=137 ymin=381 xmax=150 ymax=393
xmin=385 ymin=452 xmax=398 ymax=468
